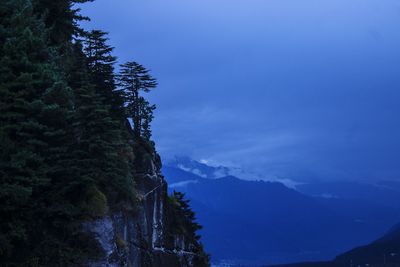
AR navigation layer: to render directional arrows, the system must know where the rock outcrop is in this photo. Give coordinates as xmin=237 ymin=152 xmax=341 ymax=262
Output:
xmin=84 ymin=140 xmax=208 ymax=267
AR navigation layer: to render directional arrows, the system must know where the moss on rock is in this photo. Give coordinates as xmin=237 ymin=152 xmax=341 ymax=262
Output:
xmin=81 ymin=185 xmax=108 ymax=218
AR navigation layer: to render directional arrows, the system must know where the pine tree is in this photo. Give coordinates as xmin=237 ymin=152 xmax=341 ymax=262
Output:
xmin=1 ymin=1 xmax=209 ymax=266
xmin=169 ymin=191 xmax=210 ymax=267
xmin=170 ymin=192 xmax=203 ymax=235
xmin=0 ymin=0 xmax=75 ymax=263
xmin=82 ymin=29 xmax=127 ymax=123
xmin=83 ymin=30 xmax=116 ymax=95
xmin=33 ymin=0 xmax=94 ymax=48
xmin=138 ymin=96 xmax=156 ymax=140
xmin=80 ymin=31 xmax=135 ymax=201
xmin=0 ymin=1 xmax=125 ymax=264
xmin=116 ymin=61 xmax=157 ymax=137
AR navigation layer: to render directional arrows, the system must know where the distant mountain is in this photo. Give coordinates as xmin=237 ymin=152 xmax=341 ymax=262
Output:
xmin=334 ymin=223 xmax=400 ymax=266
xmin=163 ymin=165 xmax=204 ymax=184
xmin=271 ymin=223 xmax=400 ymax=267
xmin=378 ymin=180 xmax=400 ymax=192
xmin=165 ymin=156 xmax=230 ymax=179
xmin=268 ymin=262 xmax=334 ymax=267
xmin=162 ymin=158 xmax=400 ymax=266
xmin=165 ymin=155 xmax=298 ymax=187
xmin=297 ymin=181 xmax=400 ymax=210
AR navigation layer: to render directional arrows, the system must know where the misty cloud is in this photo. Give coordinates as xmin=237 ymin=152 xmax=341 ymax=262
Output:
xmin=81 ymin=0 xmax=400 ymax=182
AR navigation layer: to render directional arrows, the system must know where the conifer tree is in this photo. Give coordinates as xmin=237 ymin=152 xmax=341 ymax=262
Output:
xmin=169 ymin=191 xmax=210 ymax=267
xmin=80 ymin=31 xmax=134 ymax=200
xmin=71 ymin=45 xmax=135 ymax=203
xmin=1 ymin=1 xmax=209 ymax=266
xmin=0 ymin=0 xmax=76 ymax=263
xmin=116 ymin=61 xmax=157 ymax=137
xmin=83 ymin=30 xmax=116 ymax=92
xmin=171 ymin=192 xmax=203 ymax=235
xmin=82 ymin=29 xmax=126 ymax=120
xmin=33 ymin=0 xmax=94 ymax=47
xmin=0 ymin=0 xmax=130 ymax=264
xmin=138 ymin=97 xmax=156 ymax=140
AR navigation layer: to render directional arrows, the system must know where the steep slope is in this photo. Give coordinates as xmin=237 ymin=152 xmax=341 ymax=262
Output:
xmin=0 ymin=1 xmax=208 ymax=266
xmin=333 ymin=223 xmax=400 ymax=266
xmin=84 ymin=140 xmax=209 ymax=267
xmin=271 ymin=223 xmax=400 ymax=267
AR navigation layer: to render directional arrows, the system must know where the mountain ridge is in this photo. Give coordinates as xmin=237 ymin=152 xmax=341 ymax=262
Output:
xmin=163 ymin=157 xmax=400 ymax=266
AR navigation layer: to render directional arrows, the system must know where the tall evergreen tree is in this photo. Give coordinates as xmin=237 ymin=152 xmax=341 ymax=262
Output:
xmin=82 ymin=29 xmax=126 ymax=120
xmin=116 ymin=61 xmax=157 ymax=137
xmin=80 ymin=30 xmax=135 ymax=201
xmin=1 ymin=1 xmax=209 ymax=266
xmin=33 ymin=0 xmax=94 ymax=48
xmin=138 ymin=96 xmax=156 ymax=140
xmin=0 ymin=0 xmax=76 ymax=263
xmin=83 ymin=30 xmax=115 ymax=93
xmin=0 ymin=0 xmax=130 ymax=265
xmin=169 ymin=191 xmax=210 ymax=267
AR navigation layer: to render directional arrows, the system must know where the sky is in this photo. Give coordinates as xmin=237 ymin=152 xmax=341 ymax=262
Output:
xmin=80 ymin=0 xmax=400 ymax=183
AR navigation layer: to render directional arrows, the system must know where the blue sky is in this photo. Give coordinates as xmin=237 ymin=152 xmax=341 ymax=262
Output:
xmin=81 ymin=0 xmax=400 ymax=182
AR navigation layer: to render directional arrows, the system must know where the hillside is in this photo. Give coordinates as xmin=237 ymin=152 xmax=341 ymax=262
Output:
xmin=270 ymin=223 xmax=400 ymax=267
xmin=334 ymin=223 xmax=400 ymax=266
xmin=163 ymin=159 xmax=400 ymax=265
xmin=0 ymin=1 xmax=208 ymax=266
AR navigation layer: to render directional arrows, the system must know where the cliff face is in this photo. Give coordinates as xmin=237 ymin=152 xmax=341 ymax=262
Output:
xmin=83 ymin=141 xmax=207 ymax=267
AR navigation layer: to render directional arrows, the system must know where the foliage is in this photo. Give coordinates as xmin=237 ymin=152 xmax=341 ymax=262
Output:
xmin=32 ymin=0 xmax=94 ymax=47
xmin=0 ymin=0 xmax=134 ymax=264
xmin=0 ymin=0 xmax=71 ymax=261
xmin=0 ymin=0 xmax=209 ymax=265
xmin=116 ymin=61 xmax=157 ymax=139
xmin=169 ymin=191 xmax=211 ymax=266
xmin=80 ymin=185 xmax=108 ymax=218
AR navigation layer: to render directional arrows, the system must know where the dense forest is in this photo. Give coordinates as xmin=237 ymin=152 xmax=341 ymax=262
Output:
xmin=0 ymin=0 xmax=208 ymax=266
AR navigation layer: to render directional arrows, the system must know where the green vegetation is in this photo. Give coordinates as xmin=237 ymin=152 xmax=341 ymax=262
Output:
xmin=116 ymin=61 xmax=157 ymax=139
xmin=0 ymin=0 xmax=207 ymax=265
xmin=0 ymin=0 xmax=135 ymax=265
xmin=169 ymin=191 xmax=211 ymax=266
xmin=80 ymin=185 xmax=108 ymax=218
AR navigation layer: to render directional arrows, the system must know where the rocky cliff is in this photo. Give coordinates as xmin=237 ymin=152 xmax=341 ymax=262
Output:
xmin=83 ymin=139 xmax=209 ymax=267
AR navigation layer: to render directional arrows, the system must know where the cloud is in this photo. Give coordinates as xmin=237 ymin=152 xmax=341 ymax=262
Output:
xmin=80 ymin=0 xmax=400 ymax=182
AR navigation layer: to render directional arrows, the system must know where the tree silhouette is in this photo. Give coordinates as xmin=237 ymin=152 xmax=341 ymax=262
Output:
xmin=116 ymin=61 xmax=157 ymax=138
